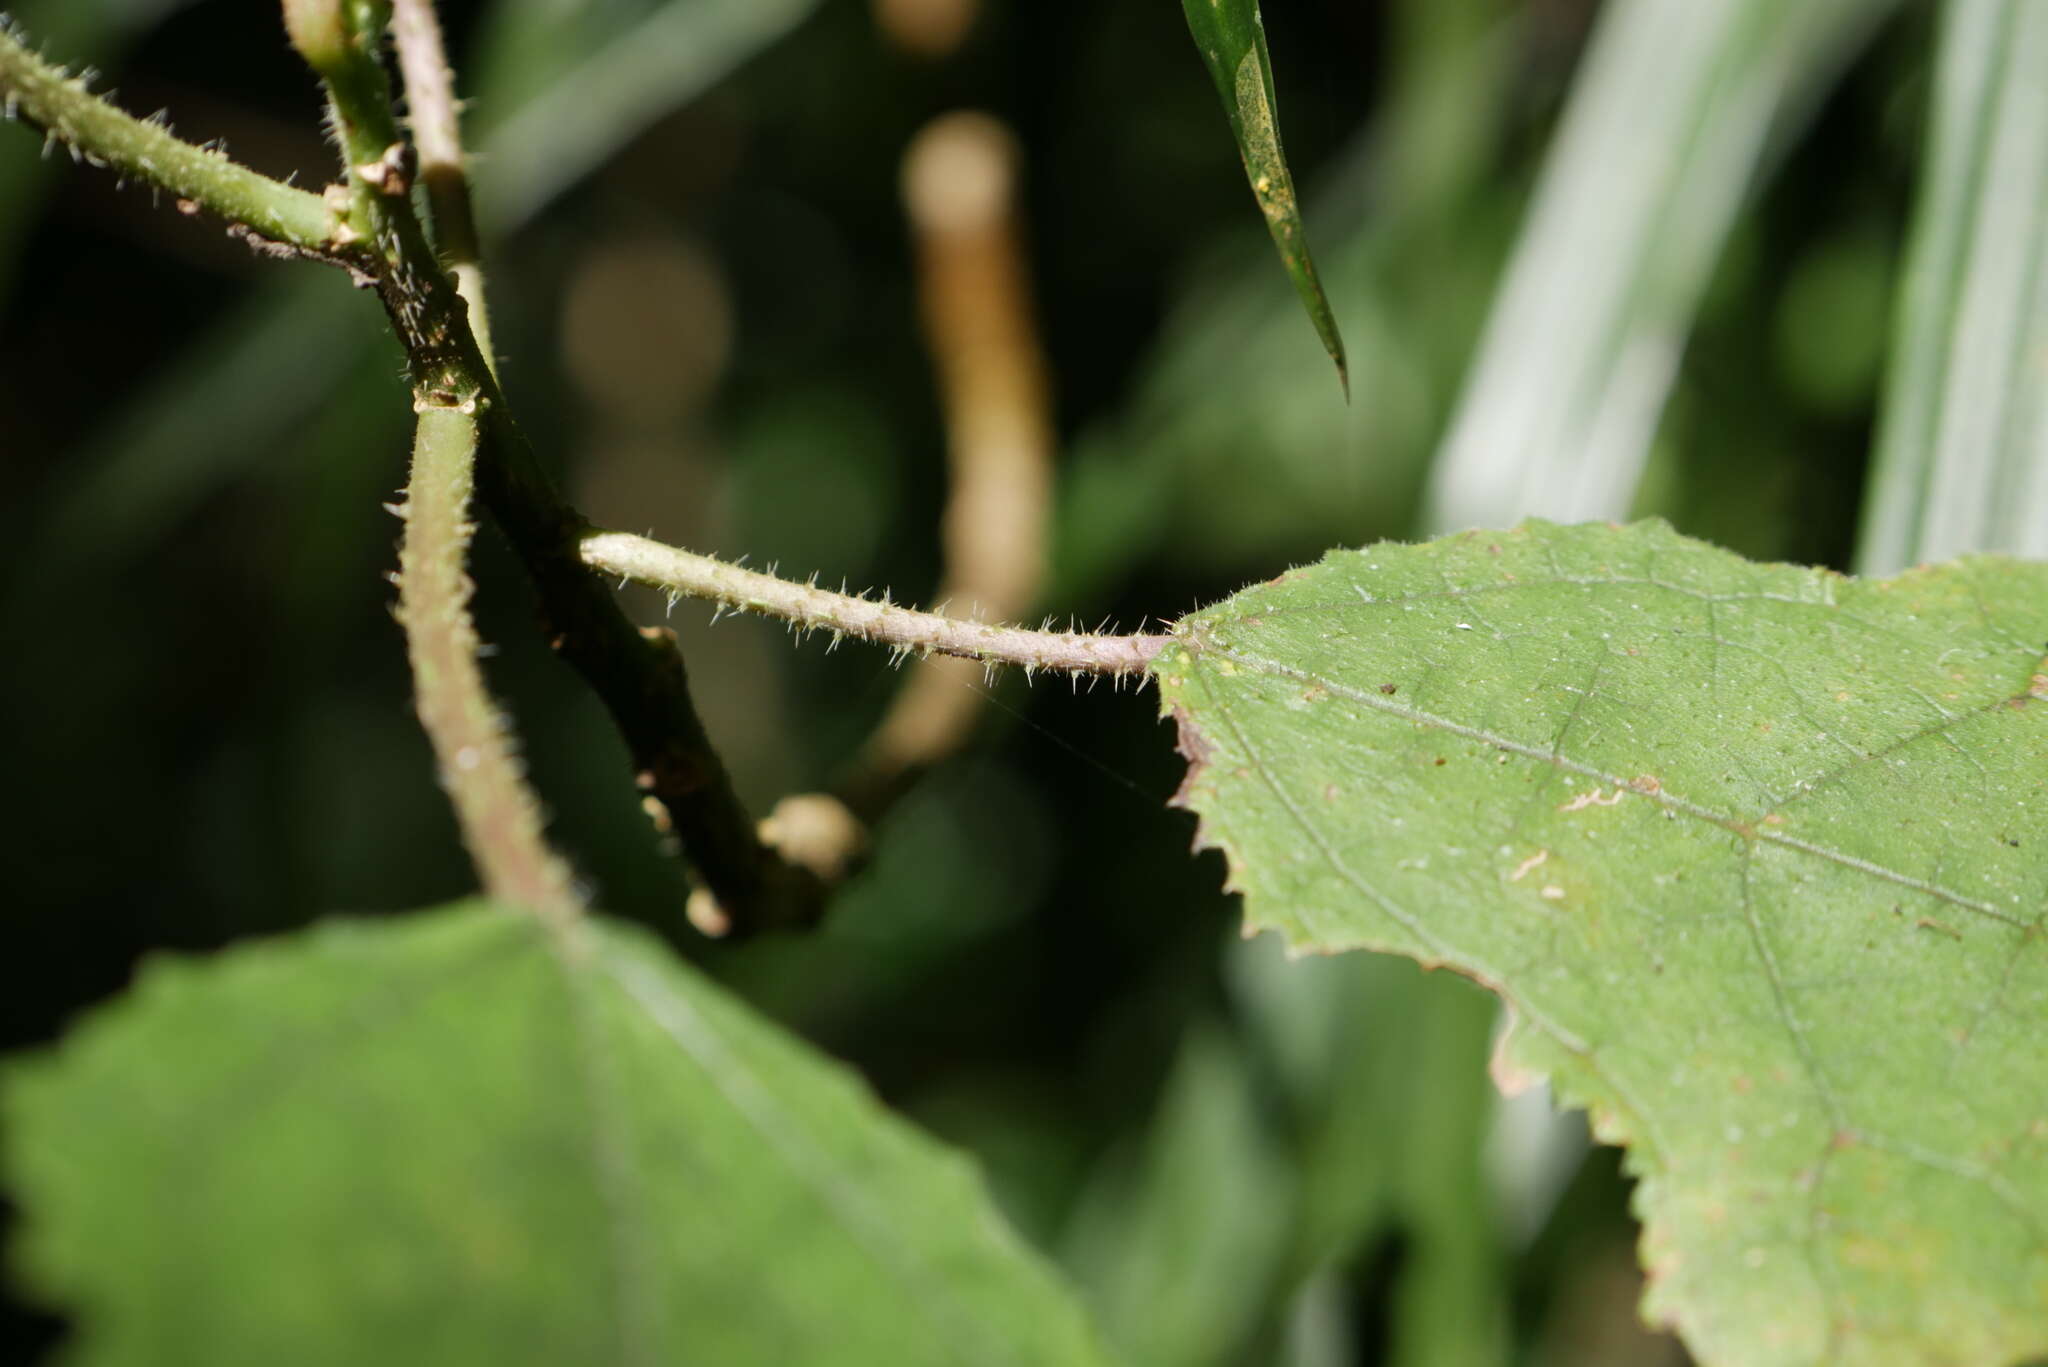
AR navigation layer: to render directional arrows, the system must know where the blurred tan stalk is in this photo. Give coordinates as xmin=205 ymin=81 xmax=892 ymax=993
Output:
xmin=859 ymin=111 xmax=1055 ymax=795
xmin=739 ymin=110 xmax=1056 ymax=898
xmin=872 ymin=0 xmax=981 ymax=57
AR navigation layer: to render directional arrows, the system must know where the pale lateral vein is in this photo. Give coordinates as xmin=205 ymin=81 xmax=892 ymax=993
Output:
xmin=1192 ymin=651 xmax=1676 ymax=1162
xmin=595 ymin=943 xmax=1028 ymax=1367
xmin=1185 ymin=636 xmax=2030 ymax=929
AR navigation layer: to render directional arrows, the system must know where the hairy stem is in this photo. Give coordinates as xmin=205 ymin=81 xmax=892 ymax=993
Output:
xmin=291 ymin=1 xmax=820 ymax=935
xmin=292 ymin=1 xmax=481 ymax=398
xmin=389 ymin=0 xmax=494 ymax=365
xmin=0 ymin=21 xmax=335 ymax=251
xmin=399 ymin=405 xmax=579 ymax=921
xmin=579 ymin=530 xmax=1166 ymax=677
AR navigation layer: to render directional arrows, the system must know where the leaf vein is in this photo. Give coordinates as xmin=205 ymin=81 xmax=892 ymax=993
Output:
xmin=596 ymin=945 xmax=1013 ymax=1367
xmin=1187 ymin=637 xmax=2027 ymax=928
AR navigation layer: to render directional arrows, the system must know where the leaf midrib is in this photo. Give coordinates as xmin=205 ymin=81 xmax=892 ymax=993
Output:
xmin=1177 ymin=632 xmax=2033 ymax=929
xmin=592 ymin=940 xmax=1044 ymax=1367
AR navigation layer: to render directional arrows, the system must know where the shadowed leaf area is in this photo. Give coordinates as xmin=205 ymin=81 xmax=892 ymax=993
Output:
xmin=2 ymin=905 xmax=1115 ymax=1367
xmin=1154 ymin=519 xmax=2048 ymax=1367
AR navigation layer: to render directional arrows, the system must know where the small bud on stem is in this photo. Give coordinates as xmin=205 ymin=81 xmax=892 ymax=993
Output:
xmin=281 ymin=0 xmax=391 ymax=79
xmin=280 ymin=0 xmax=348 ymax=75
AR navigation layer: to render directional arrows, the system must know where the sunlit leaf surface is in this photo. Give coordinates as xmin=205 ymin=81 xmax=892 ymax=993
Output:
xmin=1155 ymin=520 xmax=2048 ymax=1367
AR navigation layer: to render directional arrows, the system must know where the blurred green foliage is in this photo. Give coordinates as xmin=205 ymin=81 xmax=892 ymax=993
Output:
xmin=0 ymin=0 xmax=1988 ymax=1362
xmin=7 ymin=904 xmax=1123 ymax=1365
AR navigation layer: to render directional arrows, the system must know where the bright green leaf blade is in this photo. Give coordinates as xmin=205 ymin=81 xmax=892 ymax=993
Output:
xmin=1423 ymin=0 xmax=1896 ymax=531
xmin=1152 ymin=520 xmax=2048 ymax=1367
xmin=3 ymin=904 xmax=1118 ymax=1366
xmin=1857 ymin=0 xmax=2048 ymax=575
xmin=1180 ymin=0 xmax=1348 ymax=395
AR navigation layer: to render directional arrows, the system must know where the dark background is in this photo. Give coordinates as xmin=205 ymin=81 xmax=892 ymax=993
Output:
xmin=1 ymin=0 xmax=1925 ymax=1360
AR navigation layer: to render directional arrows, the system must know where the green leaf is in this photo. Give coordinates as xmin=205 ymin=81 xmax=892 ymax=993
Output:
xmin=3 ymin=904 xmax=1116 ymax=1366
xmin=1152 ymin=520 xmax=2048 ymax=1367
xmin=1180 ymin=0 xmax=1347 ymax=395
xmin=1858 ymin=0 xmax=2048 ymax=574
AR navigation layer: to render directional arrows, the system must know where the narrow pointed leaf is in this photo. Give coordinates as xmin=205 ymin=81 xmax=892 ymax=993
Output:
xmin=1180 ymin=0 xmax=1348 ymax=395
xmin=3 ymin=904 xmax=1117 ymax=1366
xmin=1154 ymin=520 xmax=2048 ymax=1367
xmin=1858 ymin=0 xmax=2048 ymax=574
